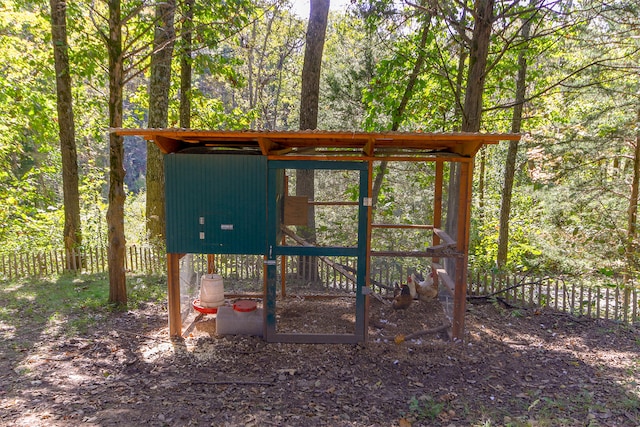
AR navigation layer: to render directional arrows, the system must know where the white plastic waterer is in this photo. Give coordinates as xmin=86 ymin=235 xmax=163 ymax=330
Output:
xmin=216 ymin=300 xmax=263 ymax=336
xmin=199 ymin=274 xmax=225 ymax=308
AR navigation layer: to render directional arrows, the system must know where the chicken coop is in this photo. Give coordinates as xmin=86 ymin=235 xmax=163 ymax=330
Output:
xmin=116 ymin=129 xmax=518 ymax=343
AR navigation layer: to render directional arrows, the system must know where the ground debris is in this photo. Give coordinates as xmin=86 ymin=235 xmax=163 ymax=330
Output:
xmin=1 ymin=296 xmax=639 ymax=427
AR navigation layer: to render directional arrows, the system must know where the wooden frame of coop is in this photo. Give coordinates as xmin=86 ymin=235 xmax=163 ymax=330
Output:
xmin=115 ymin=129 xmax=519 ymax=343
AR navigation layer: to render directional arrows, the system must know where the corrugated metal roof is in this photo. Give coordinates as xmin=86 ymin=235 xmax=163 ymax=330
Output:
xmin=113 ymin=128 xmax=520 ymax=158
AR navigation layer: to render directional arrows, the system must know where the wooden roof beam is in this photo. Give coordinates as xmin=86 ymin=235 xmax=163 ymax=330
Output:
xmin=154 ymin=135 xmax=183 ymax=154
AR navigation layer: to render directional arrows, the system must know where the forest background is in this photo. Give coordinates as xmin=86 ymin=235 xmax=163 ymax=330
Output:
xmin=1 ymin=0 xmax=639 ymax=296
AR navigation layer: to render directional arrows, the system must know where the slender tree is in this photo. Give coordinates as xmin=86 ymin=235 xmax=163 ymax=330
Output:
xmin=146 ymin=0 xmax=176 ymax=245
xmin=179 ymin=0 xmax=194 ymax=128
xmin=50 ymin=0 xmax=82 ymax=269
xmin=297 ymin=0 xmax=330 ymax=280
xmin=622 ymin=106 xmax=640 ymax=312
xmin=106 ymin=0 xmax=127 ymax=305
xmin=496 ymin=12 xmax=532 ymax=269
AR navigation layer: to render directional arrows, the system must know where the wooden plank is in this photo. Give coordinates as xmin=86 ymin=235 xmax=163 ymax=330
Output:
xmin=371 ymin=245 xmax=462 ymax=258
xmin=434 ymin=266 xmax=455 ymax=294
xmin=147 ymin=246 xmax=152 ymax=273
xmin=167 ymin=253 xmax=182 ymax=338
xmin=451 ymin=160 xmax=473 ymax=340
xmin=371 ymin=224 xmax=434 ymax=229
xmin=433 ymin=161 xmax=443 ymax=256
xmin=364 ymin=137 xmax=374 ymax=157
xmin=483 ymin=272 xmax=489 ymax=295
xmin=31 ymin=251 xmax=37 ymax=277
xmin=529 ymin=280 xmax=534 ymax=307
xmin=309 ymin=201 xmax=359 ymax=206
xmin=433 ymin=228 xmax=455 ymax=245
xmin=38 ymin=252 xmax=44 ymax=277
xmin=283 ymin=196 xmax=309 ymax=226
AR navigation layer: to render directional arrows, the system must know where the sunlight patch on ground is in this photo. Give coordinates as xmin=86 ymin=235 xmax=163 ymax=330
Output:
xmin=43 ymin=312 xmax=66 ymax=336
xmin=1 ymin=282 xmax=30 ymax=292
xmin=141 ymin=340 xmax=174 ymax=363
xmin=0 ymin=320 xmax=16 ymax=339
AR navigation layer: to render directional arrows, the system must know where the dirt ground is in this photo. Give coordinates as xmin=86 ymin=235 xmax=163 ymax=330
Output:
xmin=1 ymin=291 xmax=639 ymax=427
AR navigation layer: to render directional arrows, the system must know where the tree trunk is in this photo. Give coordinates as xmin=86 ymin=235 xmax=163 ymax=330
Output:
xmin=496 ymin=16 xmax=531 ymax=269
xmin=50 ymin=0 xmax=82 ymax=270
xmin=453 ymin=7 xmax=469 ymax=128
xmin=107 ymin=0 xmax=127 ymax=306
xmin=623 ymin=106 xmax=640 ymax=315
xmin=461 ymin=0 xmax=495 ymax=133
xmin=445 ymin=0 xmax=495 ymax=280
xmin=179 ymin=0 xmax=194 ymax=129
xmin=297 ymin=0 xmax=330 ymax=281
xmin=146 ymin=0 xmax=176 ymax=246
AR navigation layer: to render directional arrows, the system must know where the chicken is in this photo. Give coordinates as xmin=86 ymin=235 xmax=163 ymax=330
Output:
xmin=410 ymin=271 xmax=438 ymax=301
xmin=392 ymin=283 xmax=413 ymax=310
xmin=406 ymin=275 xmax=417 ymax=299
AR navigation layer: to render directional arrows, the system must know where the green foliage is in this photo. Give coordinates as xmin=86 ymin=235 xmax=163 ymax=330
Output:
xmin=0 ymin=273 xmax=166 ymax=337
xmin=471 ymin=187 xmax=545 ymax=272
xmin=404 ymin=394 xmax=445 ymax=421
xmin=2 ymin=0 xmax=640 ymax=289
xmin=0 ymin=5 xmax=62 ymax=252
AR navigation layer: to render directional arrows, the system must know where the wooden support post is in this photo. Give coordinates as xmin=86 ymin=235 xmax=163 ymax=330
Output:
xmin=432 ymin=161 xmax=443 ymax=288
xmin=207 ymin=254 xmax=215 ymax=274
xmin=452 ymin=160 xmax=474 ymax=340
xmin=167 ymin=253 xmax=182 ymax=338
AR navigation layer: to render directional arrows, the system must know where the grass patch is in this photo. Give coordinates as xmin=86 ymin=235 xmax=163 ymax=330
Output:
xmin=0 ymin=273 xmax=167 ymax=338
xmin=402 ymin=395 xmax=446 ymax=422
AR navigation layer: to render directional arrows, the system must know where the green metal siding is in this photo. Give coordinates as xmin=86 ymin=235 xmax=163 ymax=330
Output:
xmin=165 ymin=154 xmax=267 ymax=254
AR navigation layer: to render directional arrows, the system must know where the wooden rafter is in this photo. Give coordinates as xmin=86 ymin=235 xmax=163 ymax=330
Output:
xmin=114 ymin=128 xmax=519 ymax=159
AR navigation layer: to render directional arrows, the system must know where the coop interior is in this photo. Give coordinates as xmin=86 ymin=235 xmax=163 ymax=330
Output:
xmin=181 ymin=160 xmax=455 ymax=341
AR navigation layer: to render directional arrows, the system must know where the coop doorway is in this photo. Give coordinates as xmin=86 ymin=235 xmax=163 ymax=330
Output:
xmin=265 ymin=160 xmax=369 ymax=343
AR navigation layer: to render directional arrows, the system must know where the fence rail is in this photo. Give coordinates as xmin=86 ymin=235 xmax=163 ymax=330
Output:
xmin=468 ymin=270 xmax=639 ymax=324
xmin=0 ymin=245 xmax=165 ymax=279
xmin=1 ymin=249 xmax=638 ymax=324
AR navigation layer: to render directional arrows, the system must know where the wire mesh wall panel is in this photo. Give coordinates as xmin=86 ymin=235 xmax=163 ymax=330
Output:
xmin=180 ymin=254 xmax=359 ymax=295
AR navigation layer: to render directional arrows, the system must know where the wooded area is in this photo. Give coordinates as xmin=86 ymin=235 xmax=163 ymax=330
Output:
xmin=1 ymin=1 xmax=640 ymax=307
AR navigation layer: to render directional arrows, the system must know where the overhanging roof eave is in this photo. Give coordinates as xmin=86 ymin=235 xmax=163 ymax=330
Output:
xmin=112 ymin=128 xmax=519 ymax=157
